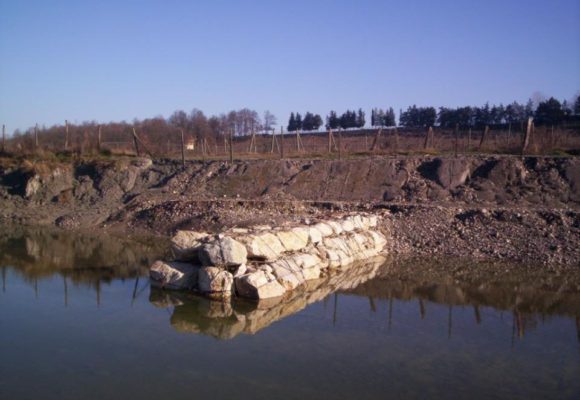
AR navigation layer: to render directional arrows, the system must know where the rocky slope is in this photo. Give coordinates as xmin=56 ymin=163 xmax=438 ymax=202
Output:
xmin=0 ymin=155 xmax=578 ymax=266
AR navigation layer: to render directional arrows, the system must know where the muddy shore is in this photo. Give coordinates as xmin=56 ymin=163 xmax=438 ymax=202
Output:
xmin=0 ymin=155 xmax=578 ymax=266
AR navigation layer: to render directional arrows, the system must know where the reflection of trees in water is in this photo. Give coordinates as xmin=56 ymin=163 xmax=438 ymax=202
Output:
xmin=343 ymin=258 xmax=580 ymax=341
xmin=0 ymin=227 xmax=167 ymax=298
xmin=152 ymin=256 xmax=580 ymax=341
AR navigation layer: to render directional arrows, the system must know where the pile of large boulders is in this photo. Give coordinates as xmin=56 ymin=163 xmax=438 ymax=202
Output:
xmin=150 ymin=213 xmax=387 ymax=301
xmin=150 ymin=254 xmax=387 ymax=339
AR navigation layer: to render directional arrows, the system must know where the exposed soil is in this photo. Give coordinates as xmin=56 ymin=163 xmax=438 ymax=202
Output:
xmin=0 ymin=155 xmax=578 ymax=267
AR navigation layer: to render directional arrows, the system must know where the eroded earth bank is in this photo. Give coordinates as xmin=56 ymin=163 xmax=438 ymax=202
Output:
xmin=0 ymin=155 xmax=578 ymax=266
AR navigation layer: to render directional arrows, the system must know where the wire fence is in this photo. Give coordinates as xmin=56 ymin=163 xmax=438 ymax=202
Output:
xmin=2 ymin=121 xmax=580 ymax=162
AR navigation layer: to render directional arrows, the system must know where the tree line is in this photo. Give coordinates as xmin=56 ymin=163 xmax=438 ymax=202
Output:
xmin=8 ymin=108 xmax=278 ymax=152
xmin=7 ymin=92 xmax=580 ymax=153
xmin=316 ymin=94 xmax=580 ymax=131
xmin=287 ymin=112 xmax=324 ymax=132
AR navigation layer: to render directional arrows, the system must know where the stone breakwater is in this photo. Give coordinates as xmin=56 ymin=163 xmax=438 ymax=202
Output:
xmin=150 ymin=255 xmax=386 ymax=339
xmin=149 ymin=213 xmax=387 ymax=301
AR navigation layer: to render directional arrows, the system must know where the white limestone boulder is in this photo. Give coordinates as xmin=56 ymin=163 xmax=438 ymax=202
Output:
xmin=171 ymin=230 xmax=209 ymax=261
xmin=276 ymin=227 xmax=309 ymax=252
xmin=268 ymin=259 xmax=305 ymax=290
xmin=235 ymin=271 xmax=286 ymax=299
xmin=199 ymin=236 xmax=248 ymax=267
xmin=313 ymin=222 xmax=334 ymax=237
xmin=240 ymin=232 xmax=285 ymax=261
xmin=198 ymin=266 xmax=234 ymax=295
xmin=150 ymin=260 xmax=199 ymax=290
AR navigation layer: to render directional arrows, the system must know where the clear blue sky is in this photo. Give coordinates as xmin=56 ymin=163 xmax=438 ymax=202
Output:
xmin=1 ymin=0 xmax=579 ymax=133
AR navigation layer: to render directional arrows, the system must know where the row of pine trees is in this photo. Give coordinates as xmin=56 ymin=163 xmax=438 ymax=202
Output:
xmin=287 ymin=96 xmax=580 ymax=132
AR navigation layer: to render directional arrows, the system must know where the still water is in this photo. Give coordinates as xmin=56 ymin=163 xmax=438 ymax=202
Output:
xmin=0 ymin=228 xmax=579 ymax=400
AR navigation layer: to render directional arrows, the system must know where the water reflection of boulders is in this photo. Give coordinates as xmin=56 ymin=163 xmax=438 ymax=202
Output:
xmin=0 ymin=227 xmax=167 ymax=286
xmin=151 ymin=256 xmax=580 ymax=340
xmin=150 ymin=256 xmax=386 ymax=339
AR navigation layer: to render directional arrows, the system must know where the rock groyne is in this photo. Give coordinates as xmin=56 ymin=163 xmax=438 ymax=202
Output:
xmin=150 ymin=213 xmax=387 ymax=301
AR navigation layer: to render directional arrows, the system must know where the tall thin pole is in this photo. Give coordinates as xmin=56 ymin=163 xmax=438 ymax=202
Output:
xmin=65 ymin=120 xmax=69 ymax=150
xmin=229 ymin=129 xmax=234 ymax=163
xmin=328 ymin=129 xmax=333 ymax=153
xmin=97 ymin=125 xmax=102 ymax=153
xmin=1 ymin=124 xmax=5 ymax=153
xmin=467 ymin=127 xmax=472 ymax=152
xmin=280 ymin=126 xmax=284 ymax=159
xmin=454 ymin=123 xmax=459 ymax=157
xmin=34 ymin=123 xmax=39 ymax=149
xmin=521 ymin=117 xmax=533 ymax=156
xmin=270 ymin=129 xmax=276 ymax=153
xmin=131 ymin=127 xmax=141 ymax=156
xmin=479 ymin=125 xmax=489 ymax=151
xmin=179 ymin=129 xmax=185 ymax=169
xmin=338 ymin=129 xmax=342 ymax=160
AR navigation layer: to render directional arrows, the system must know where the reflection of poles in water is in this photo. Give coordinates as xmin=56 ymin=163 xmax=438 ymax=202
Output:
xmin=34 ymin=277 xmax=38 ymax=299
xmin=333 ymin=293 xmax=338 ymax=327
xmin=448 ymin=306 xmax=453 ymax=339
xmin=96 ymin=280 xmax=101 ymax=307
xmin=63 ymin=276 xmax=68 ymax=307
xmin=419 ymin=299 xmax=425 ymax=320
xmin=576 ymin=317 xmax=579 ymax=343
xmin=511 ymin=312 xmax=516 ymax=349
xmin=131 ymin=277 xmax=140 ymax=306
xmin=388 ymin=296 xmax=393 ymax=331
xmin=515 ymin=311 xmax=523 ymax=338
xmin=474 ymin=305 xmax=481 ymax=324
xmin=368 ymin=296 xmax=376 ymax=313
xmin=2 ymin=266 xmax=5 ymax=292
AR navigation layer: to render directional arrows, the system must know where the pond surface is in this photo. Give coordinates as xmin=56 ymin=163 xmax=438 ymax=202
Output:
xmin=0 ymin=229 xmax=579 ymax=400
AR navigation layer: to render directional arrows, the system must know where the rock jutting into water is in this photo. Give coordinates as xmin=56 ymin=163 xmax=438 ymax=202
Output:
xmin=150 ymin=255 xmax=387 ymax=339
xmin=149 ymin=213 xmax=387 ymax=301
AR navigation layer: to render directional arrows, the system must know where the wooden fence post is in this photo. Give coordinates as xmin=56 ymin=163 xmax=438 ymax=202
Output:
xmin=270 ymin=129 xmax=277 ymax=153
xmin=131 ymin=127 xmax=141 ymax=156
xmin=328 ymin=129 xmax=333 ymax=153
xmin=34 ymin=124 xmax=39 ymax=150
xmin=467 ymin=128 xmax=471 ymax=152
xmin=424 ymin=127 xmax=432 ymax=149
xmin=478 ymin=125 xmax=489 ymax=151
xmin=65 ymin=120 xmax=69 ymax=151
xmin=97 ymin=125 xmax=102 ymax=153
xmin=370 ymin=128 xmax=381 ymax=151
xmin=1 ymin=124 xmax=5 ymax=153
xmin=229 ymin=130 xmax=234 ymax=163
xmin=454 ymin=123 xmax=459 ymax=157
xmin=521 ymin=117 xmax=533 ymax=156
xmin=280 ymin=126 xmax=284 ymax=159
xmin=180 ymin=129 xmax=185 ymax=169
xmin=248 ymin=131 xmax=256 ymax=153
xmin=338 ymin=129 xmax=342 ymax=160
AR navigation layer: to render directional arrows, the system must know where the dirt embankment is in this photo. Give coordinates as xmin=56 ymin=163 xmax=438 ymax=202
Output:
xmin=0 ymin=155 xmax=578 ymax=266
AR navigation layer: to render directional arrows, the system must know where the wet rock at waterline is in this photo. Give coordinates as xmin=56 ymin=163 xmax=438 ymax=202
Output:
xmin=149 ymin=213 xmax=388 ymax=302
xmin=150 ymin=260 xmax=199 ymax=290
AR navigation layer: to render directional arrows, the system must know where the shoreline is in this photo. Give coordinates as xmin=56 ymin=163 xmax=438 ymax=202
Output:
xmin=1 ymin=155 xmax=578 ymax=267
